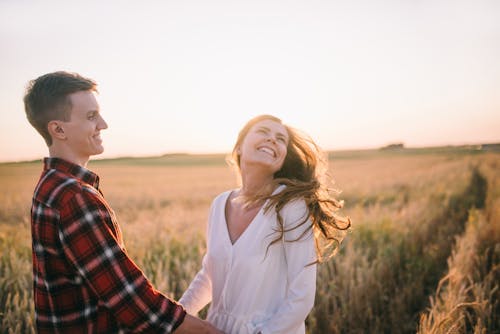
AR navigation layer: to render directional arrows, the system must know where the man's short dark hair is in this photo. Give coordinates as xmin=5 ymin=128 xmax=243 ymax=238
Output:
xmin=23 ymin=71 xmax=97 ymax=146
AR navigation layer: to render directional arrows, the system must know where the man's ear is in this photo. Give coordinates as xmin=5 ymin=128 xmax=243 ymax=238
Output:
xmin=47 ymin=121 xmax=66 ymax=140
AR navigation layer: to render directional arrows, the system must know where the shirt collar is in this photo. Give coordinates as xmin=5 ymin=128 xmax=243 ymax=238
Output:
xmin=43 ymin=157 xmax=100 ymax=189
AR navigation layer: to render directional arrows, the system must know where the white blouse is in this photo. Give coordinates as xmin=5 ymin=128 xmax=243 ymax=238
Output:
xmin=179 ymin=186 xmax=317 ymax=334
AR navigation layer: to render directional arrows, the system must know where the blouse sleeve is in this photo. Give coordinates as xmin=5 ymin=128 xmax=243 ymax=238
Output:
xmin=255 ymin=199 xmax=317 ymax=334
xmin=178 ymin=254 xmax=212 ymax=315
xmin=178 ymin=200 xmax=216 ymax=315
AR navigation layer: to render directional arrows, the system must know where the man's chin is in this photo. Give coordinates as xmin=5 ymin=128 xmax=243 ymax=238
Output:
xmin=92 ymin=147 xmax=105 ymax=156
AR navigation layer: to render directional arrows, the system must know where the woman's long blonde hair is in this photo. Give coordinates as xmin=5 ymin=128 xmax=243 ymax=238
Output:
xmin=229 ymin=114 xmax=351 ymax=263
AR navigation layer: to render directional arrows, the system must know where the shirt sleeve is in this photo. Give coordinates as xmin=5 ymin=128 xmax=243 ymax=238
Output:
xmin=255 ymin=199 xmax=317 ymax=334
xmin=57 ymin=189 xmax=186 ymax=333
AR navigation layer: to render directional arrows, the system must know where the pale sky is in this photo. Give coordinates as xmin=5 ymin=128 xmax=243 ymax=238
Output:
xmin=1 ymin=0 xmax=499 ymax=162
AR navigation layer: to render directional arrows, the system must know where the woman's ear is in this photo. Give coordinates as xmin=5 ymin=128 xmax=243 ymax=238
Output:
xmin=47 ymin=121 xmax=66 ymax=140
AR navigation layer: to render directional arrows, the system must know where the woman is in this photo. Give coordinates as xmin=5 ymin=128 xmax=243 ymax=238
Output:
xmin=179 ymin=115 xmax=350 ymax=334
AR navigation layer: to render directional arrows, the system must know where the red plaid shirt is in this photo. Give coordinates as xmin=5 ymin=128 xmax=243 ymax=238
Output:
xmin=31 ymin=157 xmax=186 ymax=333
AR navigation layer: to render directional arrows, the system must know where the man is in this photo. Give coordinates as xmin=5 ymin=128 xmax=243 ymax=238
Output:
xmin=24 ymin=71 xmax=222 ymax=333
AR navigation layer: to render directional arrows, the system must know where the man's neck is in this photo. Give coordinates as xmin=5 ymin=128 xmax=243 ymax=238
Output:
xmin=48 ymin=146 xmax=89 ymax=168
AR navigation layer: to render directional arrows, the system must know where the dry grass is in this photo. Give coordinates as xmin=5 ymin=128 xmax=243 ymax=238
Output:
xmin=94 ymin=164 xmax=235 ymax=242
xmin=0 ymin=150 xmax=498 ymax=333
xmin=418 ymin=155 xmax=500 ymax=334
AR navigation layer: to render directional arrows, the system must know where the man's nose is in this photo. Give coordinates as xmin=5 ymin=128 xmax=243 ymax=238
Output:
xmin=99 ymin=116 xmax=108 ymax=130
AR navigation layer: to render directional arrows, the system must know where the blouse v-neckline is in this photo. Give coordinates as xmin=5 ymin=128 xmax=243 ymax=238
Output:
xmin=223 ymin=190 xmax=266 ymax=246
xmin=222 ymin=185 xmax=285 ymax=247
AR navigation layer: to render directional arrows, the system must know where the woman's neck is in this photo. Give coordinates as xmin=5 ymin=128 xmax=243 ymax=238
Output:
xmin=239 ymin=167 xmax=275 ymax=197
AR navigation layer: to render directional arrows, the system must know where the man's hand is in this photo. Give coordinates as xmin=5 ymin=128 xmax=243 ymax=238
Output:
xmin=174 ymin=314 xmax=224 ymax=334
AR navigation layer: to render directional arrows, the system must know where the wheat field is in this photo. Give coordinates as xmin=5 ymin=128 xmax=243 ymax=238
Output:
xmin=0 ymin=149 xmax=498 ymax=333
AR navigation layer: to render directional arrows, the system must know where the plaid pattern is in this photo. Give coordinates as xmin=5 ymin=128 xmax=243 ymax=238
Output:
xmin=31 ymin=157 xmax=185 ymax=333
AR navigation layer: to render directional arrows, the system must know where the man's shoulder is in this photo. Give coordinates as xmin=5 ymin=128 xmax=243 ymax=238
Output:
xmin=34 ymin=169 xmax=86 ymax=207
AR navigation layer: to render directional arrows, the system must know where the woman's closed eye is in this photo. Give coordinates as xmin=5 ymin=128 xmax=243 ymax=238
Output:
xmin=276 ymin=136 xmax=287 ymax=144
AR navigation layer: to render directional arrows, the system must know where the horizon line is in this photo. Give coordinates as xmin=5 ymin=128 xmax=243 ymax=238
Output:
xmin=2 ymin=141 xmax=498 ymax=165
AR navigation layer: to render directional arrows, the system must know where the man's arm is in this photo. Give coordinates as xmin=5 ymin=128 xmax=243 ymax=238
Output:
xmin=57 ymin=190 xmax=187 ymax=332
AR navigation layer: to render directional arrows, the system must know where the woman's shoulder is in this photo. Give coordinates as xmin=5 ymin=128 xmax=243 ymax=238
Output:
xmin=274 ymin=184 xmax=306 ymax=206
xmin=278 ymin=194 xmax=313 ymax=240
xmin=274 ymin=185 xmax=309 ymax=223
xmin=282 ymin=198 xmax=308 ymax=222
xmin=211 ymin=189 xmax=236 ymax=208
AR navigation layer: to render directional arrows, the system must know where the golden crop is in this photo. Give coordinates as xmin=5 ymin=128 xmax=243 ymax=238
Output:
xmin=1 ymin=150 xmax=498 ymax=333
